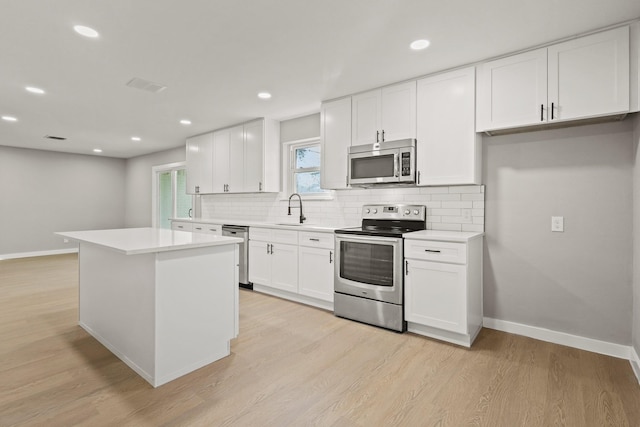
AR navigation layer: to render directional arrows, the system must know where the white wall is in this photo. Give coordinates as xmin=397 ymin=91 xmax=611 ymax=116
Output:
xmin=483 ymin=120 xmax=634 ymax=345
xmin=124 ymin=146 xmax=185 ymax=227
xmin=0 ymin=146 xmax=126 ymax=256
xmin=633 ymin=113 xmax=640 ymax=358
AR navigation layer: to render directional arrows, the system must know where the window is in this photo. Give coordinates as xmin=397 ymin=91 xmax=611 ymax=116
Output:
xmin=152 ymin=162 xmax=194 ymax=228
xmin=284 ymin=138 xmax=331 ymax=199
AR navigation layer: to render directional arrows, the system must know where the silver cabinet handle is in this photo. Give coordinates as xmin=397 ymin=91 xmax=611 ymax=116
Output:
xmin=381 ymin=129 xmax=385 ymax=142
xmin=259 ymin=182 xmax=262 ymax=191
xmin=405 ymin=260 xmax=409 ymax=275
xmin=195 ymin=185 xmax=200 ymax=193
xmin=376 ymin=130 xmax=379 ymax=143
xmin=270 ymin=244 xmax=274 ymax=254
xmin=424 ymin=249 xmax=441 ymax=253
xmin=195 ymin=227 xmax=202 ymax=231
xmin=309 ymin=238 xmax=320 ymax=242
xmin=266 ymin=243 xmax=270 ymax=254
xmin=329 ymin=251 xmax=333 ymax=264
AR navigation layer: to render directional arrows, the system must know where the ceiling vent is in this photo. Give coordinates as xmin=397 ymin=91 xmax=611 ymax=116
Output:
xmin=126 ymin=77 xmax=167 ymax=94
xmin=44 ymin=135 xmax=67 ymax=141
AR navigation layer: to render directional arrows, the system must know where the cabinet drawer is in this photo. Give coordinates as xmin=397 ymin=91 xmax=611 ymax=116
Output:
xmin=192 ymin=223 xmax=221 ymax=235
xmin=171 ymin=221 xmax=193 ymax=231
xmin=250 ymin=227 xmax=272 ymax=242
xmin=250 ymin=227 xmax=298 ymax=245
xmin=271 ymin=229 xmax=298 ymax=245
xmin=298 ymin=231 xmax=334 ymax=249
xmin=404 ymin=239 xmax=467 ymax=264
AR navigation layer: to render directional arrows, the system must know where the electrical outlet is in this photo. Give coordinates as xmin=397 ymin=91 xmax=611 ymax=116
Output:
xmin=462 ymin=209 xmax=472 ymax=221
xmin=63 ymin=238 xmax=69 ymax=243
xmin=551 ymin=216 xmax=564 ymax=232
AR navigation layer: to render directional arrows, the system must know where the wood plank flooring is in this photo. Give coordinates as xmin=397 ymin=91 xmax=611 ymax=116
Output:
xmin=1 ymin=254 xmax=639 ymax=426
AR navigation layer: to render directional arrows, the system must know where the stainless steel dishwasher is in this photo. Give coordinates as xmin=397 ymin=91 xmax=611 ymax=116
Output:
xmin=222 ymin=225 xmax=252 ymax=289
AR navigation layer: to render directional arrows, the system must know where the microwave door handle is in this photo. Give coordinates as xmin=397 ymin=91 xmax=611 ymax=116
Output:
xmin=394 ymin=153 xmax=399 ymax=177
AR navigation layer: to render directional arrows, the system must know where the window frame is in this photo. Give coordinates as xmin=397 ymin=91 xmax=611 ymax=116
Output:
xmin=280 ymin=137 xmax=333 ymax=201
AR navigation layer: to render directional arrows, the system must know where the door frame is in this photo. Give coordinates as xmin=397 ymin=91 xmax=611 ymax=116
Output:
xmin=151 ymin=161 xmax=192 ymax=228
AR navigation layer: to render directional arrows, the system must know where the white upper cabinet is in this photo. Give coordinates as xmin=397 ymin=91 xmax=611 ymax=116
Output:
xmin=351 ymin=81 xmax=416 ymax=145
xmin=416 ymin=67 xmax=481 ymax=186
xmin=320 ymin=97 xmax=351 ymax=190
xmin=186 ymin=132 xmax=214 ymax=194
xmin=212 ymin=125 xmax=243 ymax=193
xmin=476 ymin=49 xmax=548 ymax=132
xmin=477 ymin=25 xmax=630 ymax=133
xmin=548 ymin=26 xmax=629 ymax=121
xmin=209 ymin=119 xmax=280 ymax=194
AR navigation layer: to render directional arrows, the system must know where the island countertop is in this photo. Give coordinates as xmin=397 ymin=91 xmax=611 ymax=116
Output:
xmin=57 ymin=227 xmax=242 ymax=255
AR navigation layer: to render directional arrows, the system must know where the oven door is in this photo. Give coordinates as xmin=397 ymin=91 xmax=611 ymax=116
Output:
xmin=334 ymin=234 xmax=404 ymax=305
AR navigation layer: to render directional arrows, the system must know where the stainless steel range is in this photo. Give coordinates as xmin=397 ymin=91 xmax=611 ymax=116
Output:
xmin=334 ymin=204 xmax=426 ymax=332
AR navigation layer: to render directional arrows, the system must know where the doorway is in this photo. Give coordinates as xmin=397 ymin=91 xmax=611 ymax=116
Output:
xmin=152 ymin=162 xmax=193 ymax=228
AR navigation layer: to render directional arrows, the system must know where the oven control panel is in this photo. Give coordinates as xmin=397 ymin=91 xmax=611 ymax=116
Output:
xmin=362 ymin=204 xmax=426 ymax=220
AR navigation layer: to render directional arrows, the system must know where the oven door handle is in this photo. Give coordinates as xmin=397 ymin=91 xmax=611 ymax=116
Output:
xmin=335 ymin=234 xmax=403 ymax=245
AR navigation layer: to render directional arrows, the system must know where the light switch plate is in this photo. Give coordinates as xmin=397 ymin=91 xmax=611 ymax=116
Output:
xmin=551 ymin=216 xmax=564 ymax=232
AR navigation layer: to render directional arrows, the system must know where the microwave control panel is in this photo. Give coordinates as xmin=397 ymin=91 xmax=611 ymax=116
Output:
xmin=401 ymin=152 xmax=411 ymax=176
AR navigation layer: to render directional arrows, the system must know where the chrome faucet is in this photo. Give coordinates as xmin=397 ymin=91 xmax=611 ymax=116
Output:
xmin=288 ymin=193 xmax=306 ymax=224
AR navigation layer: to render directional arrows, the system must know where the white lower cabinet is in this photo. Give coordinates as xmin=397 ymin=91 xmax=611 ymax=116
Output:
xmin=404 ymin=235 xmax=483 ymax=347
xmin=171 ymin=220 xmax=222 ymax=236
xmin=248 ymin=229 xmax=298 ymax=293
xmin=298 ymin=231 xmax=335 ymax=303
xmin=249 ymin=227 xmax=334 ymax=310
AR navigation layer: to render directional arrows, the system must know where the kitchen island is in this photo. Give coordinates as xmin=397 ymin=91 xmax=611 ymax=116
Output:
xmin=56 ymin=227 xmax=243 ymax=387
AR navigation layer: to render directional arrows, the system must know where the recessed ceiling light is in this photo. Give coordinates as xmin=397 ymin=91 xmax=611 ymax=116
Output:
xmin=2 ymin=116 xmax=17 ymax=122
xmin=131 ymin=136 xmax=141 ymax=141
xmin=180 ymin=119 xmax=192 ymax=125
xmin=93 ymin=148 xmax=103 ymax=153
xmin=257 ymin=92 xmax=272 ymax=99
xmin=410 ymin=39 xmax=430 ymax=50
xmin=74 ymin=25 xmax=99 ymax=38
xmin=25 ymin=86 xmax=45 ymax=95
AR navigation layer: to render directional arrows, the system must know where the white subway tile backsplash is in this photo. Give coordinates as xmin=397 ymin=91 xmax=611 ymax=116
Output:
xmin=200 ymin=185 xmax=484 ymax=232
xmin=448 ymin=185 xmax=482 ymax=194
xmin=431 ymin=194 xmax=461 ymax=201
xmin=441 ymin=201 xmax=473 ymax=209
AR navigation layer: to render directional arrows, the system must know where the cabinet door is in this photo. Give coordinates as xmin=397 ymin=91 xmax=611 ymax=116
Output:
xmin=212 ymin=129 xmax=231 ymax=193
xmin=548 ymin=26 xmax=629 ymax=121
xmin=405 ymin=259 xmax=467 ymax=334
xmin=381 ymin=81 xmax=416 ymax=141
xmin=351 ymin=89 xmax=381 ymax=145
xmin=320 ymin=97 xmax=351 ymax=189
xmin=227 ymin=125 xmax=244 ymax=193
xmin=270 ymin=243 xmax=298 ymax=293
xmin=248 ymin=240 xmax=271 ymax=285
xmin=243 ymin=120 xmax=264 ymax=192
xmin=298 ymin=246 xmax=334 ymax=302
xmin=417 ymin=67 xmax=480 ymax=186
xmin=185 ymin=132 xmax=214 ymax=194
xmin=476 ymin=48 xmax=547 ymax=132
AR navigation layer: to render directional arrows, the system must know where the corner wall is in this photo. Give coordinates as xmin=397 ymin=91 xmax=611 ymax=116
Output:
xmin=483 ymin=120 xmax=634 ymax=345
xmin=0 ymin=146 xmax=126 ymax=257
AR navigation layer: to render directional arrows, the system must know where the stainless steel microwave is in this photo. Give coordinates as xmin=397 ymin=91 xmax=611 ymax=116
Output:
xmin=347 ymin=139 xmax=416 ymax=186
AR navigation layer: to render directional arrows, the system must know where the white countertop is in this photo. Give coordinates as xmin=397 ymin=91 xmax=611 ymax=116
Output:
xmin=403 ymin=230 xmax=484 ymax=243
xmin=171 ymin=218 xmax=339 ymax=233
xmin=57 ymin=227 xmax=243 ymax=255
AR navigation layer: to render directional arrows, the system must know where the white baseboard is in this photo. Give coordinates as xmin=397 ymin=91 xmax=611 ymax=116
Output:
xmin=631 ymin=346 xmax=640 ymax=385
xmin=0 ymin=247 xmax=78 ymax=260
xmin=483 ymin=317 xmax=631 ymax=360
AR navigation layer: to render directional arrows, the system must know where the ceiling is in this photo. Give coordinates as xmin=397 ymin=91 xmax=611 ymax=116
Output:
xmin=1 ymin=1 xmax=639 ymax=159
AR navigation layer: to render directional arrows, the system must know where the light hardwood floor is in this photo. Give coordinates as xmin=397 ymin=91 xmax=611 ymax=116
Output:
xmin=1 ymin=254 xmax=639 ymax=426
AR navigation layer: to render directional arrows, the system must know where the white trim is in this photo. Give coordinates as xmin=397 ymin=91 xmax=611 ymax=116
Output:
xmin=483 ymin=317 xmax=631 ymax=360
xmin=253 ymin=284 xmax=333 ymax=312
xmin=631 ymin=346 xmax=640 ymax=385
xmin=151 ymin=161 xmax=191 ymax=228
xmin=279 ymin=137 xmax=334 ymax=201
xmin=0 ymin=247 xmax=78 ymax=260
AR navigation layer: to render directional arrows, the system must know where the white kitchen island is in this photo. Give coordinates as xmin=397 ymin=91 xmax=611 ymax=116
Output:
xmin=56 ymin=227 xmax=242 ymax=387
